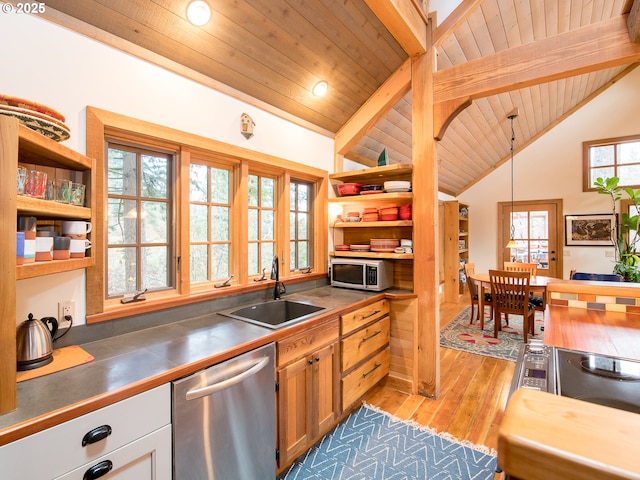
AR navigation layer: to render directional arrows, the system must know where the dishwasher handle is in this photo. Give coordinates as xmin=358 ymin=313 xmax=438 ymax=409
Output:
xmin=185 ymin=356 xmax=270 ymax=401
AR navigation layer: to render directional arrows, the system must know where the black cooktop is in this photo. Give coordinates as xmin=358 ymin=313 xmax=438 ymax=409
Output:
xmin=556 ymin=348 xmax=640 ymax=414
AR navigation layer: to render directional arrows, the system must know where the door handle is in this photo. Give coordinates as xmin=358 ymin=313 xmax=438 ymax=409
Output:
xmin=185 ymin=356 xmax=270 ymax=400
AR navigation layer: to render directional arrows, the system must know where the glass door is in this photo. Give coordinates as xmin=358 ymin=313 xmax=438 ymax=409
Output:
xmin=499 ymin=200 xmax=562 ymax=277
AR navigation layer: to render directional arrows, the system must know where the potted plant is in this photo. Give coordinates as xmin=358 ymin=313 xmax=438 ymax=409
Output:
xmin=594 ymin=177 xmax=640 ymax=282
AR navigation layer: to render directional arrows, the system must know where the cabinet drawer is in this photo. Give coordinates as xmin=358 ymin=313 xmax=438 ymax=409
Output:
xmin=341 ymin=299 xmax=389 ymax=336
xmin=277 ymin=318 xmax=338 ymax=367
xmin=342 ymin=347 xmax=390 ymax=409
xmin=54 ymin=424 xmax=172 ymax=480
xmin=0 ymin=384 xmax=170 ymax=479
xmin=341 ymin=316 xmax=390 ymax=372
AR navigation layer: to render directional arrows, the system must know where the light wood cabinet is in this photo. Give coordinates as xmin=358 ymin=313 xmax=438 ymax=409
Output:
xmin=444 ymin=201 xmax=469 ymax=302
xmin=0 ymin=116 xmax=94 ymax=414
xmin=276 ymin=319 xmax=340 ymax=469
xmin=340 ymin=300 xmax=390 ymax=410
xmin=328 ymin=164 xmax=414 ymax=290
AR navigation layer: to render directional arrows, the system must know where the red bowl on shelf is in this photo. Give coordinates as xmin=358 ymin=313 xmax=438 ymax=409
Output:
xmin=336 ymin=183 xmax=363 ymax=196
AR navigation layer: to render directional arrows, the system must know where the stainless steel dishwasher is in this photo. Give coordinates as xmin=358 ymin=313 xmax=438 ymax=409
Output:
xmin=172 ymin=343 xmax=275 ymax=479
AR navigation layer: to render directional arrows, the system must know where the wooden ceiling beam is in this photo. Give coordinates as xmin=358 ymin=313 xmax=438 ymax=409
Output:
xmin=433 ymin=15 xmax=640 ymax=104
xmin=432 ymin=0 xmax=483 ymax=47
xmin=334 ymin=58 xmax=411 ymax=157
xmin=364 ymin=0 xmax=427 ymax=56
xmin=629 ymin=0 xmax=640 ymax=43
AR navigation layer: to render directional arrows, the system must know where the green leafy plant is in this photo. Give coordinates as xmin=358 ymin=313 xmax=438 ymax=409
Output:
xmin=594 ymin=177 xmax=640 ymax=282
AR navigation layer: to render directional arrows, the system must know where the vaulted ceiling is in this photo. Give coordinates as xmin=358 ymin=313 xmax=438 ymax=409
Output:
xmin=36 ymin=0 xmax=640 ymax=195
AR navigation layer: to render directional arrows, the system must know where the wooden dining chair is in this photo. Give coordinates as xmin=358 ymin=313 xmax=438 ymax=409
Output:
xmin=503 ymin=261 xmax=544 ymax=311
xmin=463 ymin=263 xmax=492 ymax=328
xmin=489 ymin=269 xmax=536 ymax=343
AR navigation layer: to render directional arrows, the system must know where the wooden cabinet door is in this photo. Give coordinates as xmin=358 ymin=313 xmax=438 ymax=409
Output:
xmin=312 ymin=342 xmax=339 ymax=436
xmin=278 ymin=355 xmax=313 ymax=467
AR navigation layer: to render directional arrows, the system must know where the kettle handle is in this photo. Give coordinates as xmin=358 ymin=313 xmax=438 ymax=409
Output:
xmin=41 ymin=316 xmax=58 ymax=341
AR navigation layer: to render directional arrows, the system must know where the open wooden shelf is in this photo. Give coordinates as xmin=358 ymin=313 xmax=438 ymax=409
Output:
xmin=330 ymin=251 xmax=414 ymax=260
xmin=17 ymin=196 xmax=91 ymax=219
xmin=16 ymin=257 xmax=93 ymax=280
xmin=332 ymin=220 xmax=412 ymax=228
xmin=329 ymin=192 xmax=412 ymax=204
xmin=329 ymin=163 xmax=413 ymax=184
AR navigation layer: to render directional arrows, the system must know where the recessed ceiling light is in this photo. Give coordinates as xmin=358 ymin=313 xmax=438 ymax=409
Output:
xmin=313 ymin=81 xmax=328 ymax=97
xmin=187 ymin=1 xmax=211 ymax=26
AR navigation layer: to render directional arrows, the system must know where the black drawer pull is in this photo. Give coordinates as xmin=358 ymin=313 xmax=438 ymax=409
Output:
xmin=363 ymin=363 xmax=382 ymax=379
xmin=82 ymin=425 xmax=112 ymax=446
xmin=83 ymin=460 xmax=113 ymax=480
xmin=361 ymin=330 xmax=382 ymax=343
xmin=361 ymin=309 xmax=381 ymax=320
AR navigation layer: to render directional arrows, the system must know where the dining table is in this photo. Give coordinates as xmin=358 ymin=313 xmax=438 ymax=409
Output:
xmin=469 ymin=273 xmax=558 ymax=322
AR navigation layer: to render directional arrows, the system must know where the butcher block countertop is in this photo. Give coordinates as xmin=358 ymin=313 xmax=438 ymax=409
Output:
xmin=499 ymin=280 xmax=640 ymax=480
xmin=499 ymin=388 xmax=640 ymax=480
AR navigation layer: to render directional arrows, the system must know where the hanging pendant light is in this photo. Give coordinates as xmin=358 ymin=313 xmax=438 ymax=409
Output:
xmin=506 ymin=108 xmax=519 ymax=249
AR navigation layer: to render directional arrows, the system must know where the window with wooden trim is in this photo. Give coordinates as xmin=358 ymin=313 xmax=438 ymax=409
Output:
xmin=248 ymin=174 xmax=276 ymax=276
xmin=189 ymin=163 xmax=232 ymax=283
xmin=86 ymin=107 xmax=328 ymax=322
xmin=106 ymin=143 xmax=174 ymax=298
xmin=583 ymin=135 xmax=640 ymax=191
xmin=290 ymin=180 xmax=313 ymax=271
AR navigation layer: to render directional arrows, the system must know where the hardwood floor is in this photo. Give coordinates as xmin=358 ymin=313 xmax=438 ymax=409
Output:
xmin=363 ymin=298 xmax=514 ymax=473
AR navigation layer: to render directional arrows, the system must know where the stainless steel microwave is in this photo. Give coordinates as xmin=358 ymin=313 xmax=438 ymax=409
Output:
xmin=330 ymin=258 xmax=393 ymax=291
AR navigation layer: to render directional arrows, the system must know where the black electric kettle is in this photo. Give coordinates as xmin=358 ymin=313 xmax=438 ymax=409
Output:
xmin=16 ymin=314 xmax=59 ymax=371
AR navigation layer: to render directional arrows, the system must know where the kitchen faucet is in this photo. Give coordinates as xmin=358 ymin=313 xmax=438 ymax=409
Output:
xmin=271 ymin=255 xmax=285 ymax=299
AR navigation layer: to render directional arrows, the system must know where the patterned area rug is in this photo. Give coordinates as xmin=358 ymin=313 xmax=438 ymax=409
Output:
xmin=440 ymin=306 xmax=544 ymax=362
xmin=278 ymin=404 xmax=497 ymax=480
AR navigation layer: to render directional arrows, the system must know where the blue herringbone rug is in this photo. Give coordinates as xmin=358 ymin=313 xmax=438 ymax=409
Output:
xmin=278 ymin=404 xmax=497 ymax=480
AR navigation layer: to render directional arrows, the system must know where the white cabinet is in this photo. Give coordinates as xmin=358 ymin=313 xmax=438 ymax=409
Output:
xmin=0 ymin=385 xmax=171 ymax=480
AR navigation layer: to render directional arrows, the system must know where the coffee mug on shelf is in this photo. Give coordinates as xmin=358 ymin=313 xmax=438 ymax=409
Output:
xmin=53 ymin=236 xmax=71 ymax=260
xmin=69 ymin=239 xmax=91 ymax=258
xmin=18 ymin=216 xmax=37 ymax=239
xmin=23 ymin=239 xmax=36 ymax=263
xmin=62 ymin=221 xmax=92 ymax=239
xmin=16 ymin=232 xmax=25 ymax=265
xmin=35 ymin=237 xmax=53 ymax=262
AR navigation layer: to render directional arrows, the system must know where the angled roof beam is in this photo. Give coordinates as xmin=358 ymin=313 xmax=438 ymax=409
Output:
xmin=334 ymin=58 xmax=411 ymax=157
xmin=364 ymin=0 xmax=427 ymax=56
xmin=629 ymin=0 xmax=640 ymax=43
xmin=434 ymin=15 xmax=640 ymax=104
xmin=432 ymin=0 xmax=483 ymax=47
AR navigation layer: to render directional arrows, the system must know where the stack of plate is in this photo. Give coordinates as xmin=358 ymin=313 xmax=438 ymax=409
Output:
xmin=0 ymin=94 xmax=70 ymax=142
xmin=350 ymin=244 xmax=371 ymax=252
xmin=370 ymin=238 xmax=400 ymax=252
xmin=335 ymin=244 xmax=350 ymax=251
xmin=384 ymin=180 xmax=411 ymax=192
xmin=360 ymin=184 xmax=383 ymax=195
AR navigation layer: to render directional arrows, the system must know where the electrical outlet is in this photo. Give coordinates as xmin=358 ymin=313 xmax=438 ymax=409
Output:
xmin=58 ymin=301 xmax=75 ymax=329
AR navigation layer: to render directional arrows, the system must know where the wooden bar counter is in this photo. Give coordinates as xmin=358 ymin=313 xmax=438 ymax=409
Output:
xmin=498 ymin=280 xmax=640 ymax=480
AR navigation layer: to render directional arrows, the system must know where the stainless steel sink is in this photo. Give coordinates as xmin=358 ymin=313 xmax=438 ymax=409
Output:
xmin=221 ymin=300 xmax=326 ymax=329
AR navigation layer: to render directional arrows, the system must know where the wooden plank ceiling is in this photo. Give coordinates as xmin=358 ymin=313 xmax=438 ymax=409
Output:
xmin=38 ymin=0 xmax=638 ymax=195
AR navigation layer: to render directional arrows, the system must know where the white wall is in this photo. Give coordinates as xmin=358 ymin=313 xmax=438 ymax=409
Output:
xmin=1 ymin=11 xmax=334 ymax=325
xmin=458 ymin=67 xmax=640 ymax=277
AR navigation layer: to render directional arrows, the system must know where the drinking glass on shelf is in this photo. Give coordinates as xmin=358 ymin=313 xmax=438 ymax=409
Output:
xmin=25 ymin=170 xmax=47 ymax=198
xmin=55 ymin=179 xmax=71 ymax=203
xmin=70 ymin=183 xmax=85 ymax=206
xmin=17 ymin=166 xmax=27 ymax=195
xmin=44 ymin=180 xmax=54 ymax=200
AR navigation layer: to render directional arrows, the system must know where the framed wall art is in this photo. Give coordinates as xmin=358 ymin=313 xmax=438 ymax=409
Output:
xmin=565 ymin=214 xmax=616 ymax=246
